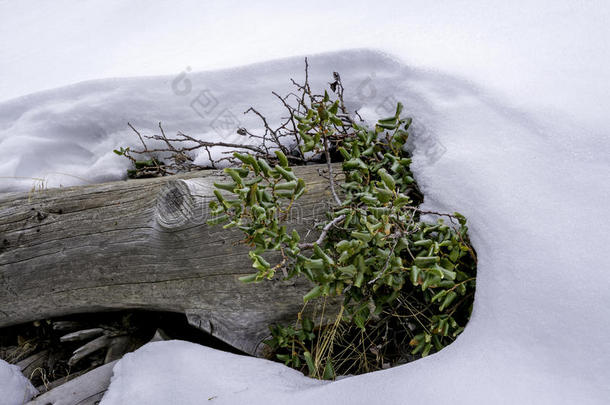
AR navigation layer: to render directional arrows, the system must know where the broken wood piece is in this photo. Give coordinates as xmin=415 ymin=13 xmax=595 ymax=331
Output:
xmin=68 ymin=335 xmax=111 ymax=367
xmin=104 ymin=336 xmax=131 ymax=364
xmin=52 ymin=321 xmax=84 ymax=332
xmin=149 ymin=328 xmax=170 ymax=343
xmin=36 ymin=368 xmax=88 ymax=394
xmin=26 ymin=360 xmax=117 ymax=405
xmin=60 ymin=328 xmax=105 ymax=343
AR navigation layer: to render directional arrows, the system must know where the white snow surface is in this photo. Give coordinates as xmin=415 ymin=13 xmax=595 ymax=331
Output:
xmin=100 ymin=340 xmax=326 ymax=405
xmin=1 ymin=1 xmax=609 ymax=405
xmin=0 ymin=359 xmax=37 ymax=405
xmin=94 ymin=50 xmax=608 ymax=405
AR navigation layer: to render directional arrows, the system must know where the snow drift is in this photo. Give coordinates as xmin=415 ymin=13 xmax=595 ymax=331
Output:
xmin=1 ymin=0 xmax=609 ymax=403
xmin=1 ymin=49 xmax=608 ymax=404
xmin=0 ymin=359 xmax=37 ymax=405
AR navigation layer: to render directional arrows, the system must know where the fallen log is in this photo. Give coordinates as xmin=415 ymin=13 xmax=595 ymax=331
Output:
xmin=0 ymin=164 xmax=339 ymax=355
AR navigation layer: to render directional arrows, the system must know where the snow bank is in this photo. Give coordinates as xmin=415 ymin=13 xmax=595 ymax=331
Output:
xmin=100 ymin=340 xmax=324 ymax=405
xmin=1 ymin=1 xmax=609 ymax=404
xmin=2 ymin=1 xmax=609 ymax=128
xmin=87 ymin=51 xmax=607 ymax=404
xmin=0 ymin=359 xmax=37 ymax=404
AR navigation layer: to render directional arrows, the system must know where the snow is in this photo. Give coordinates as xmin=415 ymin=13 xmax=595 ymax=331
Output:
xmin=91 ymin=51 xmax=608 ymax=404
xmin=1 ymin=1 xmax=609 ymax=404
xmin=2 ymin=1 xmax=609 ymax=129
xmin=100 ymin=340 xmax=325 ymax=405
xmin=0 ymin=359 xmax=37 ymax=404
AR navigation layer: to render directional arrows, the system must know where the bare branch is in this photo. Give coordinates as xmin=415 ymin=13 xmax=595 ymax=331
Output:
xmin=299 ymin=214 xmax=346 ymax=249
xmin=120 ymin=60 xmax=353 ymax=182
xmin=127 ymin=122 xmax=149 ymax=151
xmin=323 ymin=134 xmax=342 ymax=205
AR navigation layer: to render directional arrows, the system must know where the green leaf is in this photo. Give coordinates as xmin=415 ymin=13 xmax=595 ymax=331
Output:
xmin=394 ymin=102 xmax=404 ymax=117
xmin=329 ymin=100 xmax=340 ymax=115
xmin=453 ymin=212 xmax=467 ymax=226
xmin=214 ymin=182 xmax=237 ymax=192
xmin=244 ymin=176 xmax=263 ymax=186
xmin=421 ymin=342 xmax=432 ymax=357
xmin=224 ymin=168 xmax=244 ymax=185
xmin=431 ymin=290 xmax=446 ymax=303
xmin=338 ymin=264 xmax=357 ymax=279
xmin=303 ymin=351 xmax=316 ymax=376
xmin=313 ymin=244 xmax=335 ymax=265
xmin=414 ymin=256 xmax=440 ymax=265
xmin=351 ymin=231 xmax=372 ymax=243
xmin=257 ymin=158 xmax=273 ymax=177
xmin=238 ymin=273 xmax=259 ymax=283
xmin=275 ymin=150 xmax=289 ymax=167
xmin=343 ymin=158 xmax=367 ymax=170
xmin=276 ymin=353 xmax=291 ymax=364
xmin=377 ymin=116 xmax=397 ymax=125
xmin=303 ymin=285 xmax=323 ymax=302
xmin=275 ymin=180 xmax=297 ymax=191
xmin=377 ymin=168 xmax=396 ymax=191
xmin=330 ymin=116 xmax=343 ymax=126
xmin=449 ymin=248 xmax=460 ymax=262
xmin=275 ymin=165 xmax=297 ymax=181
xmin=354 ymin=268 xmax=365 ymax=288
xmin=338 ymin=147 xmax=351 ymax=160
xmin=302 ymin=317 xmax=314 ymax=332
xmin=206 ymin=214 xmax=229 ymax=225
xmin=323 ymin=360 xmax=335 ymax=380
xmin=439 ymin=291 xmax=458 ymax=311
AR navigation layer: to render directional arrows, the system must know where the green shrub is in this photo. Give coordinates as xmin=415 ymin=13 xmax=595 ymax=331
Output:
xmin=208 ymin=90 xmax=477 ymax=378
xmin=115 ymin=64 xmax=477 ymax=378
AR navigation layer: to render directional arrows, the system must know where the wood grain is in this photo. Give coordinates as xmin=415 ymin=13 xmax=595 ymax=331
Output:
xmin=0 ymin=164 xmax=340 ymax=355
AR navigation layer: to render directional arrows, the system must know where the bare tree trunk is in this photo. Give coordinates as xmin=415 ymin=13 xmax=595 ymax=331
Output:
xmin=0 ymin=164 xmax=338 ymax=355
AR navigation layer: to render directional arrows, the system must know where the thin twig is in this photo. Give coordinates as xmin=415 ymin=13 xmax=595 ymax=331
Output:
xmin=299 ymin=214 xmax=346 ymax=249
xmin=323 ymin=134 xmax=342 ymax=205
xmin=368 ymin=239 xmax=398 ymax=285
xmin=127 ymin=122 xmax=148 ymax=151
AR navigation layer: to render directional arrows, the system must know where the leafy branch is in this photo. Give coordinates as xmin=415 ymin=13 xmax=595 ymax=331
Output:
xmin=205 ymin=69 xmax=477 ymax=378
xmin=115 ymin=60 xmax=477 ymax=379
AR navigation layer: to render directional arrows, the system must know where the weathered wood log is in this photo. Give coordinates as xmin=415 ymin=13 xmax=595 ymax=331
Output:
xmin=0 ymin=165 xmax=339 ymax=355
